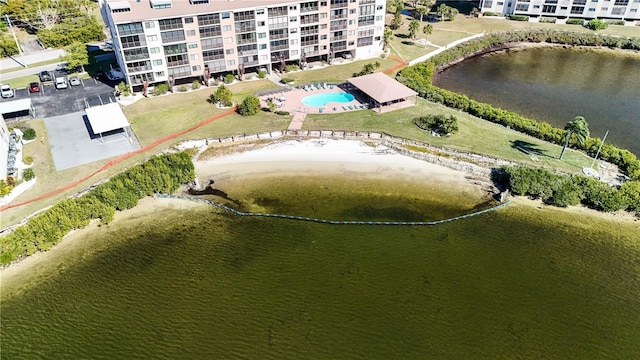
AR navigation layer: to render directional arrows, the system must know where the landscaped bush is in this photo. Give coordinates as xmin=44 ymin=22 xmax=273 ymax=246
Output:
xmin=507 ymin=14 xmax=529 ymax=21
xmin=281 ymin=77 xmax=294 ymax=84
xmin=22 ymin=128 xmax=36 ymax=141
xmin=566 ymin=18 xmax=584 ymax=25
xmin=192 ymin=80 xmax=201 ymax=90
xmin=274 ymin=110 xmax=290 ymax=116
xmin=606 ymin=20 xmax=625 ymax=25
xmin=0 ymin=152 xmax=195 ymax=265
xmin=285 ymin=64 xmax=299 ymax=72
xmin=0 ymin=179 xmax=13 ymax=197
xmin=482 ymin=11 xmax=501 ymax=17
xmin=353 ymin=61 xmax=381 ymax=77
xmin=396 ymin=29 xmax=640 ymax=180
xmin=153 ymin=83 xmax=169 ymax=95
xmin=117 ymin=81 xmax=131 ymax=96
xmin=22 ymin=168 xmax=35 ymax=181
xmin=224 ymin=74 xmax=236 ymax=84
xmin=23 ymin=156 xmax=33 ymax=165
xmin=586 ymin=19 xmax=609 ymax=31
xmin=539 ymin=17 xmax=556 ymax=23
xmin=258 ymin=71 xmax=267 ymax=79
xmin=177 ymin=85 xmax=188 ymax=92
xmin=501 ymin=165 xmax=640 ymax=212
xmin=238 ymin=96 xmax=261 ymax=116
xmin=414 ymin=114 xmax=459 ymax=136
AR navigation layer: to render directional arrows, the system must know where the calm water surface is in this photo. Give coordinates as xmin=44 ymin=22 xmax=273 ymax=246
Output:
xmin=433 ymin=47 xmax=640 ymax=155
xmin=2 ymin=175 xmax=640 ymax=359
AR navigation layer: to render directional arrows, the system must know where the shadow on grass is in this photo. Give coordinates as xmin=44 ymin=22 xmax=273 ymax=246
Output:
xmin=511 ymin=140 xmax=551 ymax=158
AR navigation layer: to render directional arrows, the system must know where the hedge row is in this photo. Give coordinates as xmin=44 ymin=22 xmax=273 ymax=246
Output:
xmin=502 ymin=165 xmax=640 ymax=212
xmin=396 ymin=30 xmax=640 ymax=181
xmin=0 ymin=152 xmax=195 ymax=265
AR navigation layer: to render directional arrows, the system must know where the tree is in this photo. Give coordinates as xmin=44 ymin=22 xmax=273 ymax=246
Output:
xmin=59 ymin=42 xmax=88 ymax=72
xmin=391 ymin=8 xmax=403 ymax=30
xmin=238 ymin=96 xmax=261 ymax=116
xmin=383 ymin=26 xmax=393 ymax=49
xmin=408 ymin=19 xmax=420 ymax=40
xmin=436 ymin=4 xmax=457 ymax=21
xmin=559 ymin=116 xmax=590 ymax=160
xmin=0 ymin=34 xmax=19 ymax=57
xmin=416 ymin=6 xmax=429 ymax=22
xmin=422 ymin=24 xmax=433 ymax=47
xmin=585 ymin=18 xmax=608 ymax=31
xmin=208 ymin=84 xmax=233 ymax=107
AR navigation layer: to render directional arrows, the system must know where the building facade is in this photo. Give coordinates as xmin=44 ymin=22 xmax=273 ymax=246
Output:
xmin=480 ymin=0 xmax=640 ymax=23
xmin=100 ymin=0 xmax=386 ymax=90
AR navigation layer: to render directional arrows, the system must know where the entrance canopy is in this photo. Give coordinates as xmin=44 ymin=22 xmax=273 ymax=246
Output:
xmin=346 ymin=72 xmax=417 ymax=104
xmin=0 ymin=98 xmax=35 ymax=117
xmin=85 ymin=102 xmax=130 ymax=135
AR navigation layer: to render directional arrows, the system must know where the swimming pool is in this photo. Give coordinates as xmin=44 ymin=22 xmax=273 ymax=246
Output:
xmin=302 ymin=92 xmax=355 ymax=107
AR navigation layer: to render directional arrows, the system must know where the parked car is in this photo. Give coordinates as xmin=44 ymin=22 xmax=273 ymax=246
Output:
xmin=1 ymin=84 xmax=14 ymax=98
xmin=342 ymin=53 xmax=353 ymax=59
xmin=39 ymin=71 xmax=52 ymax=82
xmin=55 ymin=77 xmax=68 ymax=89
xmin=29 ymin=82 xmax=40 ymax=93
xmin=68 ymin=76 xmax=81 ymax=86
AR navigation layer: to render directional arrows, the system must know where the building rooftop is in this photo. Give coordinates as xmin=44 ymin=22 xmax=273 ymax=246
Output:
xmin=347 ymin=72 xmax=417 ymax=104
xmin=105 ymin=0 xmax=301 ymax=23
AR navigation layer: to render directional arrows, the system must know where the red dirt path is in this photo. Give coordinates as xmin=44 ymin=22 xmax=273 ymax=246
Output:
xmin=384 ymin=53 xmax=408 ymax=75
xmin=1 ymin=107 xmax=238 ymax=211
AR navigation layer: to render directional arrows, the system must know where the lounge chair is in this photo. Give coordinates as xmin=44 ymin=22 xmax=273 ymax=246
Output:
xmin=323 ymin=83 xmax=328 ymax=89
xmin=317 ymin=83 xmax=322 ymax=89
xmin=304 ymin=86 xmax=310 ymax=91
xmin=348 ymin=105 xmax=355 ymax=110
xmin=342 ymin=105 xmax=348 ymax=110
xmin=329 ymin=84 xmax=335 ymax=89
xmin=319 ymin=107 xmax=325 ymax=113
xmin=309 ymin=84 xmax=316 ymax=91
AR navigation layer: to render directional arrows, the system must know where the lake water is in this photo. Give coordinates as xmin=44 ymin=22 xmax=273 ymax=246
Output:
xmin=2 ymin=174 xmax=639 ymax=358
xmin=433 ymin=47 xmax=640 ymax=155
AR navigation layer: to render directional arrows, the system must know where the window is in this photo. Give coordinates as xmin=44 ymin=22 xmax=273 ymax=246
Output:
xmin=221 ymin=12 xmax=230 ymax=19
xmin=320 ymin=24 xmax=328 ymax=29
xmin=291 ymin=39 xmax=298 ymax=45
xmin=349 ymin=19 xmax=355 ymax=25
xmin=497 ymin=2 xmax=504 ymax=5
xmin=203 ymin=49 xmax=224 ymax=60
xmin=223 ymin=25 xmax=232 ymax=31
xmin=259 ymin=32 xmax=267 ymax=39
xmin=570 ymin=6 xmax=584 ymax=13
xmin=184 ymin=17 xmax=194 ymax=23
xmin=118 ymin=22 xmax=144 ymax=36
xmin=258 ymin=21 xmax=266 ymax=26
xmin=348 ymin=40 xmax=354 ymax=46
xmin=516 ymin=3 xmax=529 ymax=10
xmin=291 ymin=28 xmax=298 ymax=33
xmin=188 ymin=43 xmax=198 ymax=49
xmin=348 ymin=30 xmax=355 ymax=35
xmin=350 ymin=9 xmax=356 ymax=14
xmin=290 ymin=16 xmax=298 ymax=22
xmin=376 ymin=5 xmax=383 ymax=10
xmin=153 ymin=59 xmax=163 ymax=65
xmin=321 ymin=1 xmax=328 ymax=6
xmin=321 ymin=34 xmax=327 ymax=39
xmin=290 ymin=5 xmax=298 ymax=10
xmin=158 ymin=18 xmax=183 ymax=31
xmin=168 ymin=66 xmax=190 ymax=78
xmin=542 ymin=5 xmax=557 ymax=12
xmin=201 ymin=37 xmax=223 ymax=49
xmin=163 ymin=43 xmax=187 ymax=55
xmin=192 ymin=65 xmax=201 ymax=72
xmin=145 ymin=22 xmax=155 ymax=29
xmin=150 ymin=47 xmax=160 ymax=54
xmin=198 ymin=13 xmax=220 ymax=26
xmin=259 ymin=44 xmax=267 ymax=49
xmin=291 ymin=50 xmax=298 ymax=55
xmin=124 ymin=47 xmax=150 ymax=61
xmin=161 ymin=30 xmax=185 ymax=43
xmin=320 ymin=12 xmax=328 ymax=18
xmin=200 ymin=25 xmax=222 ymax=38
xmin=226 ymin=49 xmax=234 ymax=54
xmin=187 ymin=30 xmax=196 ymax=36
xmin=227 ymin=60 xmax=235 ymax=66
xmin=256 ymin=8 xmax=265 ymax=15
xmin=225 ymin=37 xmax=233 ymax=43
xmin=375 ymin=15 xmax=382 ymax=21
xmin=156 ymin=71 xmax=165 ymax=77
xmin=588 ymin=7 xmax=596 ymax=10
xmin=191 ymin=54 xmax=199 ymax=60
xmin=148 ymin=35 xmax=158 ymax=41
xmin=260 ymin=54 xmax=268 ymax=61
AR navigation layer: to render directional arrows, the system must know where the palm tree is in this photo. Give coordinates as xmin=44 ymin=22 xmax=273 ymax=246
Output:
xmin=383 ymin=26 xmax=393 ymax=49
xmin=416 ymin=6 xmax=429 ymax=22
xmin=408 ymin=19 xmax=420 ymax=39
xmin=559 ymin=116 xmax=590 ymax=160
xmin=422 ymin=24 xmax=433 ymax=47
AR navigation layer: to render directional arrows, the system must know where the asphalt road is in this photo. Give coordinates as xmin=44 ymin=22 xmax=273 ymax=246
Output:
xmin=1 ymin=73 xmax=118 ymax=120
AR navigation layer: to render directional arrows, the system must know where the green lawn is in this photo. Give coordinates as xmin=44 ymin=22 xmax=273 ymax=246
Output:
xmin=0 ymin=59 xmax=61 ymax=75
xmin=304 ymin=98 xmax=593 ymax=174
xmin=283 ymin=57 xmax=400 ymax=83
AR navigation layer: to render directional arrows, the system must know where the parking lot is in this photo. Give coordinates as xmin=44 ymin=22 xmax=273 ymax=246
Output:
xmin=0 ymin=72 xmax=118 ymax=120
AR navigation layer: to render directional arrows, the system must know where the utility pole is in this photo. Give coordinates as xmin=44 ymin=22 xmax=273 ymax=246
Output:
xmin=591 ymin=130 xmax=609 ymax=169
xmin=5 ymin=14 xmax=25 ymax=67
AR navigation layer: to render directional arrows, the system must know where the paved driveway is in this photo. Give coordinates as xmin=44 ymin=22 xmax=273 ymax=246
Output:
xmin=0 ymin=73 xmax=117 ymax=119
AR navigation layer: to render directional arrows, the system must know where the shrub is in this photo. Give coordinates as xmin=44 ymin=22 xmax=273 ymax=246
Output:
xmin=606 ymin=20 xmax=625 ymax=25
xmin=414 ymin=114 xmax=459 ymax=136
xmin=507 ymin=14 xmax=529 ymax=21
xmin=354 ymin=61 xmax=381 ymax=77
xmin=566 ymin=18 xmax=584 ymax=25
xmin=22 ymin=168 xmax=35 ymax=181
xmin=281 ymin=77 xmax=294 ymax=84
xmin=22 ymin=128 xmax=36 ymax=140
xmin=23 ymin=156 xmax=33 ymax=165
xmin=539 ymin=17 xmax=556 ymax=23
xmin=192 ymin=80 xmax=201 ymax=90
xmin=224 ymin=74 xmax=236 ymax=84
xmin=285 ymin=64 xmax=299 ymax=72
xmin=585 ymin=19 xmax=609 ymax=31
xmin=238 ymin=96 xmax=261 ymax=116
xmin=0 ymin=179 xmax=13 ymax=197
xmin=483 ymin=11 xmax=501 ymax=17
xmin=274 ymin=110 xmax=290 ymax=116
xmin=153 ymin=83 xmax=169 ymax=95
xmin=258 ymin=71 xmax=267 ymax=79
xmin=176 ymin=85 xmax=188 ymax=92
xmin=117 ymin=81 xmax=131 ymax=96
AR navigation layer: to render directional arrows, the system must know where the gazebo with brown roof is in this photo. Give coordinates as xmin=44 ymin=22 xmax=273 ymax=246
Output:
xmin=346 ymin=72 xmax=418 ymax=113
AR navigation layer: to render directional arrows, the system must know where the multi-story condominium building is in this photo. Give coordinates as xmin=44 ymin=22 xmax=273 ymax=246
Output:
xmin=99 ymin=0 xmax=386 ymax=90
xmin=480 ymin=0 xmax=640 ymax=24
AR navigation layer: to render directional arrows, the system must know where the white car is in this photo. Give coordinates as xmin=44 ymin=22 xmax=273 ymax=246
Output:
xmin=1 ymin=84 xmax=14 ymax=98
xmin=55 ymin=77 xmax=68 ymax=89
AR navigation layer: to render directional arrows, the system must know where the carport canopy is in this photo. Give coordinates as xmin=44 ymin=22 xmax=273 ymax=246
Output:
xmin=0 ymin=98 xmax=35 ymax=117
xmin=85 ymin=102 xmax=130 ymax=136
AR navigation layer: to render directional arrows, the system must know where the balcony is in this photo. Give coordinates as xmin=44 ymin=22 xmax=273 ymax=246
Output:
xmin=330 ymin=44 xmax=347 ymax=51
xmin=359 ymin=0 xmax=375 ymax=4
xmin=268 ymin=9 xmax=288 ymax=17
xmin=330 ymin=35 xmax=346 ymax=41
xmin=330 ymin=0 xmax=348 ymax=9
xmin=270 ymin=44 xmax=289 ymax=51
xmin=235 ymin=24 xmax=256 ymax=33
xmin=167 ymin=59 xmax=189 ymax=67
xmin=240 ymin=59 xmax=259 ymax=66
xmin=358 ymin=19 xmax=375 ymax=26
xmin=234 ymin=14 xmax=255 ymax=21
xmin=300 ymin=6 xmax=319 ymax=12
xmin=127 ymin=64 xmax=153 ymax=73
xmin=238 ymin=49 xmax=258 ymax=56
xmin=270 ymin=32 xmax=288 ymax=40
xmin=301 ymin=40 xmax=319 ymax=46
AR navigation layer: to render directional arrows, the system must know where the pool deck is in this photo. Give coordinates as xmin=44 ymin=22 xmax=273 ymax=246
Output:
xmin=260 ymin=85 xmax=364 ymax=117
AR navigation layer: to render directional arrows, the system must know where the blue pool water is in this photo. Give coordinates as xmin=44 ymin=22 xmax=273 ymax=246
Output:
xmin=302 ymin=92 xmax=355 ymax=107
